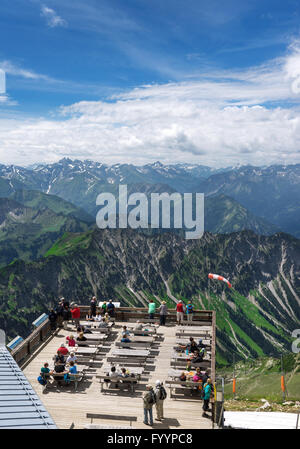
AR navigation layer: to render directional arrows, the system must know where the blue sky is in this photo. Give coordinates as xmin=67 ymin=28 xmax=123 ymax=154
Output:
xmin=0 ymin=0 xmax=300 ymax=166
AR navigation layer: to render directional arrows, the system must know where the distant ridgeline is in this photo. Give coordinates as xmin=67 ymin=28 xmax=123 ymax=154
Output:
xmin=0 ymin=228 xmax=299 ymax=365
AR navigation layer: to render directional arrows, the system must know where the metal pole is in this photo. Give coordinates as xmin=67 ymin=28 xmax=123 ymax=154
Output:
xmin=233 ymin=353 xmax=236 ymax=399
xmin=281 ymin=354 xmax=286 ymax=401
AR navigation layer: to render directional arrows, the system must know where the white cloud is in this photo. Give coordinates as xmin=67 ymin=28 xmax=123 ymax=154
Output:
xmin=41 ymin=5 xmax=67 ymax=28
xmin=0 ymin=43 xmax=300 ymax=167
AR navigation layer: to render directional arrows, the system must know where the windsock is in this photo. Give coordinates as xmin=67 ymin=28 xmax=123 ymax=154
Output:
xmin=208 ymin=273 xmax=232 ymax=288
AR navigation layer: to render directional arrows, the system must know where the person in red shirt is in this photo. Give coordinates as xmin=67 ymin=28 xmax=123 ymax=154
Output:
xmin=57 ymin=343 xmax=69 ymax=356
xmin=71 ymin=304 xmax=81 ymax=327
xmin=176 ymin=300 xmax=185 ymax=325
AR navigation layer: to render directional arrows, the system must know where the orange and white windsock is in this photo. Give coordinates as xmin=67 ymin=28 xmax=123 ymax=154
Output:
xmin=208 ymin=273 xmax=232 ymax=288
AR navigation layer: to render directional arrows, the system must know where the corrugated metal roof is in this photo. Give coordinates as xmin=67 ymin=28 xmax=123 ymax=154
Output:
xmin=0 ymin=347 xmax=57 ymax=429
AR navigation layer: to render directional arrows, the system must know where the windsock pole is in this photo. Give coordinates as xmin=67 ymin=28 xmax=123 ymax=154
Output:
xmin=281 ymin=354 xmax=286 ymax=401
xmin=233 ymin=353 xmax=236 ymax=398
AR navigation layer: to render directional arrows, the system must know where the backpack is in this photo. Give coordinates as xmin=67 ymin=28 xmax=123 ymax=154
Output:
xmin=37 ymin=375 xmax=47 ymax=386
xmin=187 ymin=304 xmax=193 ymax=313
xmin=148 ymin=390 xmax=156 ymax=404
xmin=159 ymin=385 xmax=167 ymax=400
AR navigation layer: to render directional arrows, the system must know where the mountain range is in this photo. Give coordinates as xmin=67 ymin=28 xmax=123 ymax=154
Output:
xmin=0 ymin=159 xmax=299 ymax=365
xmin=0 ymin=228 xmax=299 ymax=365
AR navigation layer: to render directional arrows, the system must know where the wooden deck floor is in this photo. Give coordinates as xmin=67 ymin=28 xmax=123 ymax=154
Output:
xmin=22 ymin=322 xmax=213 ymax=429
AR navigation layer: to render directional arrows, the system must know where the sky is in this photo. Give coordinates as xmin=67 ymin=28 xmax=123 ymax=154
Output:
xmin=0 ymin=0 xmax=300 ymax=167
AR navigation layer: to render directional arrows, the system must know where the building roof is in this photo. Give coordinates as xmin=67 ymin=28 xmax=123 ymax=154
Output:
xmin=0 ymin=346 xmax=57 ymax=429
xmin=224 ymin=411 xmax=300 ymax=430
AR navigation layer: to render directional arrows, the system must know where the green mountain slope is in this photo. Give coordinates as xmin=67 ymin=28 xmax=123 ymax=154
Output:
xmin=0 ymin=229 xmax=299 ymax=364
xmin=0 ymin=194 xmax=94 ymax=267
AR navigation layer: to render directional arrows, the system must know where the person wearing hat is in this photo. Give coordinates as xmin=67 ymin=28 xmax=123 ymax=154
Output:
xmin=142 ymin=385 xmax=155 ymax=426
xmin=158 ymin=301 xmax=168 ymax=326
xmin=154 ymin=380 xmax=167 ymax=421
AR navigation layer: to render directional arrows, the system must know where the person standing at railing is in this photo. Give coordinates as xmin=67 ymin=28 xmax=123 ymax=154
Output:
xmin=90 ymin=296 xmax=97 ymax=318
xmin=71 ymin=304 xmax=81 ymax=327
xmin=176 ymin=300 xmax=185 ymax=325
xmin=158 ymin=301 xmax=168 ymax=326
xmin=48 ymin=309 xmax=57 ymax=331
xmin=107 ymin=300 xmax=115 ymax=318
xmin=186 ymin=301 xmax=194 ymax=324
xmin=148 ymin=300 xmax=156 ymax=320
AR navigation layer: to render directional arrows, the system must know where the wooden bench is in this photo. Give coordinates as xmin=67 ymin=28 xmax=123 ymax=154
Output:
xmin=115 ymin=342 xmax=152 ymax=349
xmin=170 ymin=358 xmax=211 ymax=369
xmin=107 ymin=356 xmax=147 ymax=367
xmin=165 ymin=378 xmax=203 ymax=399
xmin=86 ymin=413 xmax=137 ymax=427
xmin=96 ymin=374 xmax=139 ymax=394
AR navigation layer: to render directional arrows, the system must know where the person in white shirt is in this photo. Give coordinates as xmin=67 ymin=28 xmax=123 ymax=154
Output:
xmin=66 ymin=353 xmax=77 ymax=364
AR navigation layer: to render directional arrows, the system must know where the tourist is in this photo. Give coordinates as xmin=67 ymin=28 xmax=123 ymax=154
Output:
xmin=202 ymin=378 xmax=212 ymax=416
xmin=179 ymin=337 xmax=198 ymax=354
xmin=94 ymin=312 xmax=103 ymax=322
xmin=176 ymin=300 xmax=185 ymax=325
xmin=66 ymin=352 xmax=77 ymax=364
xmin=54 ymin=350 xmax=65 ymax=365
xmin=148 ymin=300 xmax=156 ymax=320
xmin=77 ymin=325 xmax=92 ymax=334
xmin=121 ymin=326 xmax=131 ymax=343
xmin=186 ymin=360 xmax=192 ymax=371
xmin=71 ymin=304 xmax=81 ymax=327
xmin=190 ymin=350 xmax=203 ymax=364
xmin=101 ymin=301 xmax=107 ymax=315
xmin=108 ymin=366 xmax=119 ymax=388
xmin=68 ymin=360 xmax=78 ymax=375
xmin=202 ymin=370 xmax=209 ymax=385
xmin=143 ymin=385 xmax=155 ymax=426
xmin=192 ymin=368 xmax=202 ymax=383
xmin=57 ymin=343 xmax=69 ymax=357
xmin=76 ymin=332 xmax=87 ymax=346
xmin=179 ymin=372 xmax=187 ymax=385
xmin=186 ymin=301 xmax=194 ymax=324
xmin=66 ymin=334 xmax=76 ymax=347
xmin=158 ymin=301 xmax=168 ymax=326
xmin=90 ymin=296 xmax=97 ymax=317
xmin=107 ymin=300 xmax=115 ymax=318
xmin=133 ymin=320 xmax=143 ymax=331
xmin=154 ymin=380 xmax=167 ymax=421
xmin=48 ymin=309 xmax=57 ymax=331
xmin=55 ymin=300 xmax=64 ymax=327
xmin=41 ymin=362 xmax=51 ymax=375
xmin=62 ymin=305 xmax=71 ymax=329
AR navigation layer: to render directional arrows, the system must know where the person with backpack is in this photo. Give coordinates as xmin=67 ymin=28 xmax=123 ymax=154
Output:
xmin=158 ymin=301 xmax=168 ymax=326
xmin=142 ymin=384 xmax=155 ymax=426
xmin=186 ymin=301 xmax=193 ymax=324
xmin=107 ymin=300 xmax=115 ymax=318
xmin=154 ymin=380 xmax=167 ymax=421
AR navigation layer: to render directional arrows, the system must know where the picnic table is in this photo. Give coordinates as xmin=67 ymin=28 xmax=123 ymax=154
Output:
xmin=81 ymin=334 xmax=107 ymax=341
xmin=168 ymin=368 xmax=209 ymax=378
xmin=111 ymin=349 xmax=150 ymax=357
xmin=101 ymin=366 xmax=144 ymax=376
xmin=74 ymin=347 xmax=99 ymax=355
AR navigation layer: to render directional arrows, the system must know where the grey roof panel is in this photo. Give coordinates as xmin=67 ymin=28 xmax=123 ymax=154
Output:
xmin=0 ymin=347 xmax=57 ymax=429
